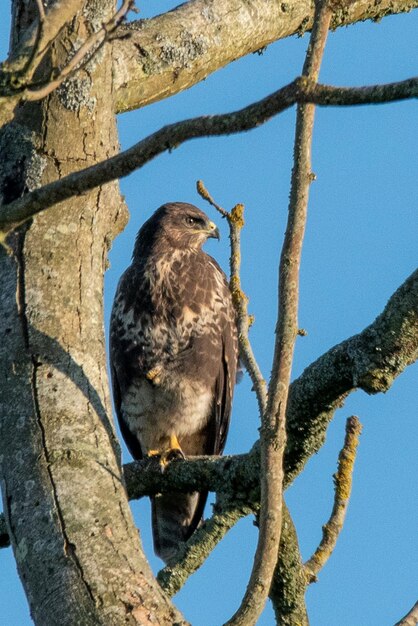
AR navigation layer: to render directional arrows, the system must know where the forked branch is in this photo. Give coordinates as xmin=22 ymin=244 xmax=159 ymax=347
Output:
xmin=5 ymin=0 xmax=84 ymax=73
xmin=224 ymin=2 xmax=332 ymax=624
xmin=0 ymin=0 xmax=133 ymax=126
xmin=24 ymin=0 xmax=134 ymax=102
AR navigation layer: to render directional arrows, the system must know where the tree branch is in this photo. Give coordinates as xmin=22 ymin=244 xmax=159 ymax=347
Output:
xmin=23 ymin=0 xmax=134 ymax=102
xmin=0 ymin=0 xmax=86 ymax=125
xmin=0 ymin=0 xmax=84 ymax=126
xmin=19 ymin=0 xmax=46 ymax=83
xmin=112 ymin=0 xmax=418 ymax=114
xmin=394 ymin=601 xmax=418 ymax=626
xmin=197 ymin=182 xmax=267 ymax=415
xmin=224 ymin=3 xmax=331 ymax=624
xmin=123 ymin=453 xmax=258 ymax=501
xmin=1 ymin=74 xmax=416 ymax=235
xmin=0 ymin=0 xmax=134 ymax=128
xmin=284 ymin=267 xmax=418 ymax=485
xmin=1 ymin=0 xmax=415 ymax=125
xmin=304 ymin=416 xmax=362 ymax=582
xmin=1 ymin=269 xmax=416 ymax=551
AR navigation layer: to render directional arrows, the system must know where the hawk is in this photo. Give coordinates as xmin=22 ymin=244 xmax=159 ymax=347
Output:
xmin=109 ymin=202 xmax=238 ymax=563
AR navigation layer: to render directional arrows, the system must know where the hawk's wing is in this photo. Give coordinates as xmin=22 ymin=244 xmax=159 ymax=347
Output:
xmin=211 ymin=325 xmax=236 ymax=456
xmin=207 ymin=257 xmax=237 ymax=456
xmin=109 ymin=268 xmax=144 ymax=461
xmin=110 ymin=360 xmax=144 ymax=461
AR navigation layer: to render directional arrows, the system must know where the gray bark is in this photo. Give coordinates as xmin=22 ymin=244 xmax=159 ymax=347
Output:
xmin=0 ymin=1 xmax=186 ymax=624
xmin=112 ymin=0 xmax=418 ymax=113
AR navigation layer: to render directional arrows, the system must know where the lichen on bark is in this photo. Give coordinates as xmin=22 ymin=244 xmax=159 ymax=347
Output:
xmin=0 ymin=1 xmax=186 ymax=624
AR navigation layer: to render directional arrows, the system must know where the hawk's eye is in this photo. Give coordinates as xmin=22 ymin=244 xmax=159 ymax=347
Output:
xmin=185 ymin=215 xmax=202 ymax=227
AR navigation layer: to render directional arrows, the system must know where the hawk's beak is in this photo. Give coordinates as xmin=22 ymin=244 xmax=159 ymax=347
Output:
xmin=207 ymin=221 xmax=220 ymax=241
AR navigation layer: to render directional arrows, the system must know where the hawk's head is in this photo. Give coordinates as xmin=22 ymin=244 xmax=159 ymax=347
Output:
xmin=133 ymin=202 xmax=220 ymax=258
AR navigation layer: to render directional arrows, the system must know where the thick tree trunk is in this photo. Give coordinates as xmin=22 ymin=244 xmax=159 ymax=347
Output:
xmin=0 ymin=2 xmax=186 ymax=624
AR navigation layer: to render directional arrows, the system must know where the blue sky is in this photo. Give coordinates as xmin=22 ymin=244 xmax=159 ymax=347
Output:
xmin=1 ymin=4 xmax=417 ymax=625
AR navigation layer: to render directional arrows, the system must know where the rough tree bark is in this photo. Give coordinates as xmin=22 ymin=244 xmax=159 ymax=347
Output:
xmin=112 ymin=0 xmax=418 ymax=113
xmin=0 ymin=1 xmax=185 ymax=624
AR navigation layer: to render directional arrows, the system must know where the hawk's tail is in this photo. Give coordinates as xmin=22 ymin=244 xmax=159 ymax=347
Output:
xmin=151 ymin=491 xmax=208 ymax=563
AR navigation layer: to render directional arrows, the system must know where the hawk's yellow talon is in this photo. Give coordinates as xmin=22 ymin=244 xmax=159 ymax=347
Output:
xmin=169 ymin=434 xmax=182 ymax=452
xmin=146 ymin=435 xmax=185 ymax=468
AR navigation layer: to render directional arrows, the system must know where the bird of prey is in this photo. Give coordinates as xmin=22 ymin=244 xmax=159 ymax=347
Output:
xmin=109 ymin=202 xmax=238 ymax=563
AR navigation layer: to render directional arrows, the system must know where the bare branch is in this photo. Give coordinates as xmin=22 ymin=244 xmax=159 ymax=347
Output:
xmin=123 ymin=453 xmax=258 ymax=501
xmin=1 ymin=73 xmax=416 ymax=235
xmin=0 ymin=0 xmax=416 ymax=125
xmin=1 ymin=270 xmax=416 ymax=553
xmin=197 ymin=181 xmax=267 ymax=415
xmin=0 ymin=0 xmax=133 ymax=127
xmin=303 ymin=76 xmax=418 ymax=105
xmin=284 ymin=267 xmax=418 ymax=485
xmin=224 ymin=3 xmax=332 ymax=624
xmin=0 ymin=1 xmax=86 ymax=125
xmin=24 ymin=0 xmax=134 ymax=102
xmin=112 ymin=0 xmax=418 ymax=114
xmin=305 ymin=416 xmax=362 ymax=582
xmin=35 ymin=0 xmax=46 ymax=21
xmin=394 ymin=601 xmax=418 ymax=626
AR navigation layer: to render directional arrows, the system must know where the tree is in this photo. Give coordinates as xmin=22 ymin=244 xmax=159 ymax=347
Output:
xmin=0 ymin=1 xmax=417 ymax=625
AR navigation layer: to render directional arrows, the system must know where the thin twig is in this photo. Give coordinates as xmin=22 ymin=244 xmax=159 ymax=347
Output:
xmin=394 ymin=600 xmax=418 ymax=626
xmin=304 ymin=416 xmax=362 ymax=582
xmin=1 ymin=74 xmax=417 ymax=233
xmin=23 ymin=0 xmax=134 ymax=101
xmin=197 ymin=181 xmax=267 ymax=415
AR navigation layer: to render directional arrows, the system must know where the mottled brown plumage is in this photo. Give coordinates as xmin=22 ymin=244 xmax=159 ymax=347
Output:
xmin=109 ymin=202 xmax=238 ymax=562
